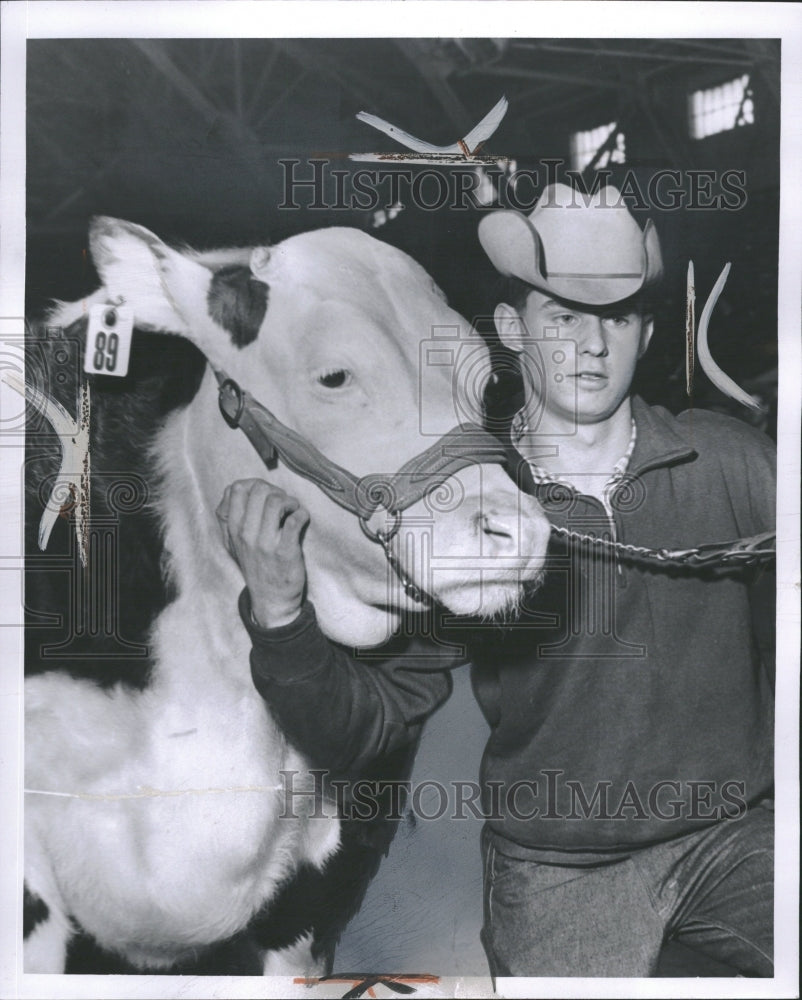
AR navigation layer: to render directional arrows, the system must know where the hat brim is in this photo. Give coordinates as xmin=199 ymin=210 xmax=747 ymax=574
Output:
xmin=478 ymin=210 xmax=662 ymax=307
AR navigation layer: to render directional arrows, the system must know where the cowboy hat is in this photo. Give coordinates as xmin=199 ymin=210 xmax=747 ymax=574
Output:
xmin=478 ymin=182 xmax=663 ymax=305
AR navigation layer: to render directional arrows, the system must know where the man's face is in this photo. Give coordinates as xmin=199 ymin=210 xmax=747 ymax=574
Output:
xmin=513 ymin=289 xmax=653 ymax=430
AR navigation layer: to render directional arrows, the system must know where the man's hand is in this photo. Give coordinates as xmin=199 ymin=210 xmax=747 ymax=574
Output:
xmin=216 ymin=479 xmax=309 ymax=629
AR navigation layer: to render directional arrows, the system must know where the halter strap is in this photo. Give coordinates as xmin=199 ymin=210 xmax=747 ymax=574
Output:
xmin=215 ymin=369 xmax=510 ymax=527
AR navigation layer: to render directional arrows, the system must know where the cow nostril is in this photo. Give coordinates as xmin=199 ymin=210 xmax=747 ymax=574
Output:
xmin=478 ymin=513 xmax=515 ymax=541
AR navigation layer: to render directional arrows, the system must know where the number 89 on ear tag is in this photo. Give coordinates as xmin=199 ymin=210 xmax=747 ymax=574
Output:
xmin=84 ymin=304 xmax=134 ymax=377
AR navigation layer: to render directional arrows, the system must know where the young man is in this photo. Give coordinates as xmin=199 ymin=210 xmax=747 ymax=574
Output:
xmin=217 ymin=184 xmax=775 ymax=977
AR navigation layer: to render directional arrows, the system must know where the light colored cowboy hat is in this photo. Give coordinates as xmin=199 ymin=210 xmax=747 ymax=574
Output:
xmin=478 ymin=182 xmax=663 ymax=305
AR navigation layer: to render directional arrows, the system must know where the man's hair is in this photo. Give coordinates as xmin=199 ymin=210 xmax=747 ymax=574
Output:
xmin=492 ymin=274 xmax=655 ymax=319
xmin=492 ymin=274 xmax=534 ymax=314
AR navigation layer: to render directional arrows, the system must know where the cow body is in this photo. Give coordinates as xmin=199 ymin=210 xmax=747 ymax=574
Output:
xmin=24 ymin=222 xmax=549 ymax=973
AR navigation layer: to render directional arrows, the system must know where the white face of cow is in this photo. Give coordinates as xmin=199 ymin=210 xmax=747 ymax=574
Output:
xmin=88 ymin=219 xmax=550 ymax=645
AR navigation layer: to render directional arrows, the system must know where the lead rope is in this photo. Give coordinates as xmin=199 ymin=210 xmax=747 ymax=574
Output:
xmin=549 ymin=524 xmax=775 ymax=569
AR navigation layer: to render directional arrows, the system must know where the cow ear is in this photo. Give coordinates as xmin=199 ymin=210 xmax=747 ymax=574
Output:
xmin=89 ymin=217 xmax=188 ymax=333
xmin=88 ymin=217 xmax=233 ymax=368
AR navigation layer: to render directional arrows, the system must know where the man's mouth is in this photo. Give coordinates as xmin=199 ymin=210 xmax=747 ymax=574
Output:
xmin=571 ymin=371 xmax=608 ymax=387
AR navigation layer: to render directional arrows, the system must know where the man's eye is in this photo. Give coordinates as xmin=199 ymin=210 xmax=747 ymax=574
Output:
xmin=554 ymin=313 xmax=578 ymax=325
xmin=604 ymin=316 xmax=630 ymax=327
xmin=316 ymin=368 xmax=351 ymax=389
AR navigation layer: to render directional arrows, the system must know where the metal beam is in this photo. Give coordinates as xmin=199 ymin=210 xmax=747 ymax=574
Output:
xmin=469 ymin=64 xmax=621 ymax=91
xmin=394 ymin=39 xmax=473 ymax=135
xmin=254 ymin=67 xmax=311 ymax=128
xmin=661 ymin=39 xmax=759 ymax=60
xmin=131 ymin=39 xmax=226 ymax=126
xmin=233 ymin=39 xmax=243 ymax=120
xmin=129 ymin=38 xmax=285 ymax=200
xmin=636 ymin=84 xmax=697 ymax=171
xmin=583 ymin=121 xmax=621 ymax=175
xmin=245 ymin=44 xmax=280 ymax=121
xmin=278 ymin=40 xmax=377 ymax=109
xmin=130 ymin=38 xmax=277 ymax=171
xmin=516 ymin=87 xmax=610 ymax=124
xmin=747 ymin=40 xmax=780 ymax=104
xmin=528 ymin=42 xmax=756 ymax=69
xmin=28 ymin=125 xmax=77 ymax=176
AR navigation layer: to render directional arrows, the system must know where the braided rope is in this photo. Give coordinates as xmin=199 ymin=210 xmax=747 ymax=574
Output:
xmin=549 ymin=525 xmax=775 ymax=569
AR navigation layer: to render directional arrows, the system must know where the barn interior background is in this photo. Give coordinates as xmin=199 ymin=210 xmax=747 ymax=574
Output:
xmin=27 ymin=37 xmax=779 ymax=430
xmin=25 ymin=36 xmax=780 ymax=977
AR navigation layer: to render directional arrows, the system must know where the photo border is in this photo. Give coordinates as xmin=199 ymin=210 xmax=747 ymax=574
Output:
xmin=1 ymin=3 xmax=798 ymax=998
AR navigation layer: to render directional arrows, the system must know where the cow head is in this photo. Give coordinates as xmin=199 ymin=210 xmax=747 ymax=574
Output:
xmin=86 ymin=219 xmax=550 ymax=645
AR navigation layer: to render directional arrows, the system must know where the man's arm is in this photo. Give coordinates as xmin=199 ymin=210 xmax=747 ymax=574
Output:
xmin=217 ymin=479 xmax=461 ymax=775
xmin=239 ymin=590 xmax=457 ymax=775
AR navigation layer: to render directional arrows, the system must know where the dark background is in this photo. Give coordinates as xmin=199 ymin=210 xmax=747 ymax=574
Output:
xmin=26 ymin=37 xmax=780 ymax=433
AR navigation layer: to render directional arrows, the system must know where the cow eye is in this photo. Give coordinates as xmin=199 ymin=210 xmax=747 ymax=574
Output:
xmin=316 ymin=368 xmax=351 ymax=389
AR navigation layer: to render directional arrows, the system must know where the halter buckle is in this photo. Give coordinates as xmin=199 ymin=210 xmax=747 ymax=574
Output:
xmin=218 ymin=378 xmax=245 ymax=429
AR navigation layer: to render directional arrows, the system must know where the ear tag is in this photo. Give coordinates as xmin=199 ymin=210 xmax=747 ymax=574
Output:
xmin=84 ymin=304 xmax=134 ymax=377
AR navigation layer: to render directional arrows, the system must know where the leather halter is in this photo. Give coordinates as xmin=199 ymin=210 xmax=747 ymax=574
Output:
xmin=214 ymin=369 xmax=511 ymax=602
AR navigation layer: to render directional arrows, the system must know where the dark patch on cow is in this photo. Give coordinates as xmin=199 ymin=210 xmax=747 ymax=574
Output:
xmin=207 ymin=265 xmax=268 ymax=348
xmin=248 ymin=825 xmax=390 ymax=970
xmin=25 ymin=316 xmax=206 ymax=689
xmin=250 ymin=742 xmax=418 ymax=970
xmin=65 ymin=927 xmax=265 ymax=975
xmin=23 ymin=885 xmax=50 ymax=938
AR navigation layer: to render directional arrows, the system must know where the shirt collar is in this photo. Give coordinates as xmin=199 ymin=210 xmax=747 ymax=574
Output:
xmin=525 ymin=417 xmax=638 ymax=489
xmin=627 ymin=395 xmax=698 ymax=475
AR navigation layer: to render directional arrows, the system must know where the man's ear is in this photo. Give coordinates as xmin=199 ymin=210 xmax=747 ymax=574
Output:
xmin=638 ymin=316 xmax=654 ymax=359
xmin=494 ymin=302 xmax=527 ymax=353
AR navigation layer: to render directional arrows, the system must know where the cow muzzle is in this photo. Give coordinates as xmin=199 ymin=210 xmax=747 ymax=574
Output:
xmin=385 ymin=465 xmax=550 ymax=615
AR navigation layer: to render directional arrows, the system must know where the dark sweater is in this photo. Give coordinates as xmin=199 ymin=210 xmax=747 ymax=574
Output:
xmin=243 ymin=399 xmax=775 ymax=863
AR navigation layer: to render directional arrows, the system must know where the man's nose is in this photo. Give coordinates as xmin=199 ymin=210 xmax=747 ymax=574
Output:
xmin=577 ymin=315 xmax=607 ymax=355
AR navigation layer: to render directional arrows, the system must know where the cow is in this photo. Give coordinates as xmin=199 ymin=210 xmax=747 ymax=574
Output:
xmin=22 ymin=219 xmax=550 ymax=975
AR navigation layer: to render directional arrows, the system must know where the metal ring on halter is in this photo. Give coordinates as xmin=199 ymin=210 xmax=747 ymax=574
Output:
xmin=218 ymin=378 xmax=246 ymax=429
xmin=359 ymin=508 xmax=402 ymax=546
xmin=358 ymin=509 xmax=427 ymax=603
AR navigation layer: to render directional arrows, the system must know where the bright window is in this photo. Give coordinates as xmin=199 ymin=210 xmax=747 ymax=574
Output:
xmin=570 ymin=122 xmax=626 ymax=172
xmin=688 ymin=74 xmax=754 ymax=139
